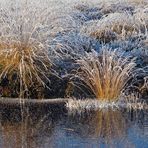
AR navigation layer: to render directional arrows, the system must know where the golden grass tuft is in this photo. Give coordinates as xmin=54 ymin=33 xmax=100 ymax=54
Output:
xmin=0 ymin=1 xmax=52 ymax=98
xmin=0 ymin=40 xmax=51 ymax=98
xmin=75 ymin=48 xmax=136 ymax=101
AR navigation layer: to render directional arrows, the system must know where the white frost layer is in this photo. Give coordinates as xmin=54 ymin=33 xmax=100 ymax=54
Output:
xmin=66 ymin=99 xmax=147 ymax=113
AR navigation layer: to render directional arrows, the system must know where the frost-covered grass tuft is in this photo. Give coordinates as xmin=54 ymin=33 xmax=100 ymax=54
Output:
xmin=73 ymin=48 xmax=136 ymax=101
xmin=81 ymin=12 xmax=148 ymax=43
xmin=0 ymin=0 xmax=53 ymax=98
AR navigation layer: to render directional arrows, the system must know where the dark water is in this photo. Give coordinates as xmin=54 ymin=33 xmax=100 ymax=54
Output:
xmin=0 ymin=105 xmax=147 ymax=148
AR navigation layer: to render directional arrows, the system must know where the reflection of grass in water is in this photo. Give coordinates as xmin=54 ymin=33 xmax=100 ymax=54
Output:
xmin=67 ymin=109 xmax=135 ymax=147
xmin=92 ymin=110 xmax=127 ymax=142
xmin=0 ymin=114 xmax=53 ymax=148
xmin=89 ymin=110 xmax=140 ymax=147
xmin=74 ymin=48 xmax=136 ymax=101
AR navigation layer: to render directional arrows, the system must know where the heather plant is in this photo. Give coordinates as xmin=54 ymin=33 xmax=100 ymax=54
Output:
xmin=73 ymin=48 xmax=136 ymax=101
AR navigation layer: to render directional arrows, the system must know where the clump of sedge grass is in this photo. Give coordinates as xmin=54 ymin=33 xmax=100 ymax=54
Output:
xmin=0 ymin=1 xmax=52 ymax=98
xmin=74 ymin=48 xmax=136 ymax=101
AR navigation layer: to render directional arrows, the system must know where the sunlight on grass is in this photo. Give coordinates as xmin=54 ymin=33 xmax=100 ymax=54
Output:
xmin=74 ymin=48 xmax=136 ymax=101
xmin=0 ymin=1 xmax=52 ymax=98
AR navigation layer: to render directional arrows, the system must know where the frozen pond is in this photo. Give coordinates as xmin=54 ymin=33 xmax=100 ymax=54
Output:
xmin=0 ymin=104 xmax=147 ymax=148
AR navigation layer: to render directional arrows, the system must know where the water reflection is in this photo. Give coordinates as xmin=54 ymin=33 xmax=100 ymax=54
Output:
xmin=0 ymin=105 xmax=65 ymax=148
xmin=64 ymin=110 xmax=135 ymax=147
xmin=0 ymin=107 xmax=147 ymax=148
xmin=0 ymin=115 xmax=55 ymax=148
xmin=59 ymin=109 xmax=147 ymax=147
xmin=86 ymin=110 xmax=127 ymax=141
